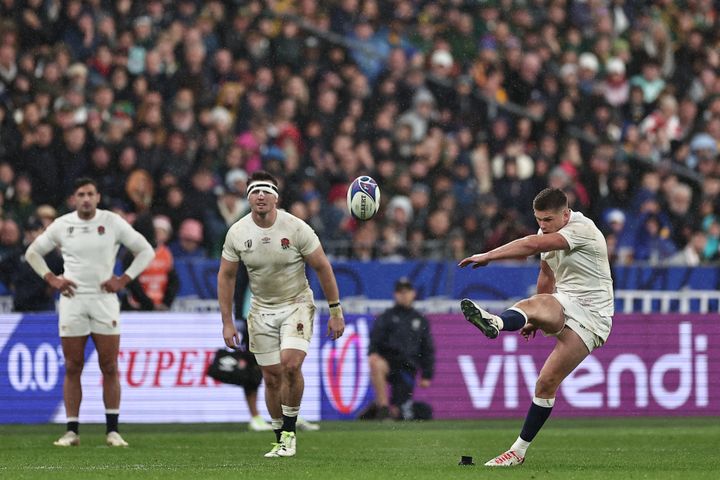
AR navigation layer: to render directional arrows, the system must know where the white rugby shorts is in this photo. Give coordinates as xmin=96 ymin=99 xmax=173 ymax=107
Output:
xmin=247 ymin=302 xmax=316 ymax=366
xmin=58 ymin=294 xmax=121 ymax=337
xmin=551 ymin=292 xmax=612 ymax=353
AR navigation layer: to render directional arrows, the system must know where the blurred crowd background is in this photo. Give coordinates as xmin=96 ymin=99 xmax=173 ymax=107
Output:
xmin=1 ymin=0 xmax=720 ymax=271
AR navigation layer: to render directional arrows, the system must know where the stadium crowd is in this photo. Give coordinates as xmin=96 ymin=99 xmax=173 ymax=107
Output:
xmin=1 ymin=0 xmax=720 ymax=278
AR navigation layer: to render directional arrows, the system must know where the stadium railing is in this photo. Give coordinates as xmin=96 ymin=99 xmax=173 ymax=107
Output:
xmin=170 ymin=290 xmax=720 ymax=315
xmin=1 ymin=289 xmax=717 ymax=315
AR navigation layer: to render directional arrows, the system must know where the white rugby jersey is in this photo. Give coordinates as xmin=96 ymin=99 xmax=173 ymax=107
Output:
xmin=222 ymin=210 xmax=321 ymax=309
xmin=29 ymin=209 xmax=153 ymax=295
xmin=540 ymin=211 xmax=615 ymax=318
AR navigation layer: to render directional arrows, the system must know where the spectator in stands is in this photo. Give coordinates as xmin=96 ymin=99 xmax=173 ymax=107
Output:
xmin=7 ymin=174 xmax=36 ymax=227
xmin=0 ymin=218 xmax=21 ymax=260
xmin=364 ymin=278 xmax=434 ymax=420
xmin=35 ymin=204 xmax=58 ymax=229
xmin=0 ymin=0 xmax=719 ymax=269
xmin=122 ymin=214 xmax=178 ymax=311
xmin=170 ymin=218 xmax=206 ymax=259
xmin=155 ymin=185 xmax=194 ymax=232
xmin=666 ymin=231 xmax=707 ymax=267
xmin=0 ymin=217 xmax=62 ymax=311
xmin=629 ymin=213 xmax=678 ymax=264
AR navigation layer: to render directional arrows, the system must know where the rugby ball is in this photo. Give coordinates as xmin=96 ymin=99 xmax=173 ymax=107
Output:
xmin=347 ymin=176 xmax=381 ymax=220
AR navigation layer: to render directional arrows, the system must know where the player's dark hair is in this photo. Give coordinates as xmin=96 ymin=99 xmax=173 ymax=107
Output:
xmin=533 ymin=188 xmax=568 ymax=211
xmin=73 ymin=177 xmax=99 ymax=193
xmin=249 ymin=170 xmax=278 ymax=187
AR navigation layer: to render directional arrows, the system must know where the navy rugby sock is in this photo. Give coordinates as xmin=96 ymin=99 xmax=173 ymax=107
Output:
xmin=519 ymin=397 xmax=555 ymax=443
xmin=105 ymin=410 xmax=119 ymax=434
xmin=281 ymin=405 xmax=299 ymax=433
xmin=67 ymin=417 xmax=79 ymax=434
xmin=499 ymin=307 xmax=528 ymax=331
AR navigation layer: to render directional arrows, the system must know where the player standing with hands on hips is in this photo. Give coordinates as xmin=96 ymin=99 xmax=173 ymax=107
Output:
xmin=218 ymin=170 xmax=345 ymax=458
xmin=25 ymin=178 xmax=154 ymax=447
xmin=458 ymin=188 xmax=613 ymax=467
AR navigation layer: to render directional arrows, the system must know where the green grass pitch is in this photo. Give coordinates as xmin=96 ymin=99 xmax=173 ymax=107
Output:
xmin=1 ymin=418 xmax=718 ymax=479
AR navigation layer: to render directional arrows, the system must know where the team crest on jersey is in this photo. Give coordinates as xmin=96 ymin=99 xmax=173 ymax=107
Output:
xmin=297 ymin=322 xmax=304 ymax=334
xmin=281 ymin=238 xmax=290 ymax=249
xmin=261 ymin=236 xmax=271 ymax=244
xmin=244 ymin=239 xmax=252 ymax=249
xmin=97 ymin=225 xmax=105 ymax=235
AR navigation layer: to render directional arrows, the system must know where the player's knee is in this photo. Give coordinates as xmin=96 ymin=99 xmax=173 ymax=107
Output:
xmin=281 ymin=359 xmax=303 ymax=377
xmin=263 ymin=370 xmax=281 ymax=390
xmin=64 ymin=358 xmax=84 ymax=376
xmin=535 ymin=375 xmax=560 ymax=397
xmin=99 ymin=360 xmax=118 ymax=376
xmin=513 ymin=298 xmax=541 ymax=322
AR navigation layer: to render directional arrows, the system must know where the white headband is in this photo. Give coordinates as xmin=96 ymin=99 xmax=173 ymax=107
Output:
xmin=247 ymin=181 xmax=279 ymax=198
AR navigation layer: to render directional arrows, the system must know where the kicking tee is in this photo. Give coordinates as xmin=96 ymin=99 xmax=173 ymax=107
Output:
xmin=31 ymin=210 xmax=152 ymax=294
xmin=540 ymin=211 xmax=614 ymax=319
xmin=222 ymin=210 xmax=321 ymax=309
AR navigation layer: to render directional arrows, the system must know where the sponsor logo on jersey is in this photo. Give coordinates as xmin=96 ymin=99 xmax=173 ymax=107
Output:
xmin=261 ymin=237 xmax=271 ymax=244
xmin=281 ymin=238 xmax=290 ymax=249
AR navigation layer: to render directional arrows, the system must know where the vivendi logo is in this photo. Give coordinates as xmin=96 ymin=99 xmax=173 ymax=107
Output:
xmin=320 ymin=316 xmax=372 ymax=419
xmin=414 ymin=315 xmax=720 ymax=418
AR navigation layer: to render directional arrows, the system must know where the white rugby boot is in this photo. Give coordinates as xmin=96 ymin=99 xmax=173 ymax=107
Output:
xmin=460 ymin=299 xmax=501 ymax=339
xmin=106 ymin=431 xmax=129 ymax=447
xmin=484 ymin=450 xmax=525 ymax=467
xmin=249 ymin=415 xmax=273 ymax=432
xmin=276 ymin=431 xmax=296 ymax=457
xmin=264 ymin=442 xmax=283 ymax=458
xmin=53 ymin=431 xmax=80 ymax=447
xmin=296 ymin=417 xmax=320 ymax=431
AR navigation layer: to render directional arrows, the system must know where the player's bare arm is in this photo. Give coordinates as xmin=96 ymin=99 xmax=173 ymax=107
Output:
xmin=217 ymin=257 xmax=240 ymax=348
xmin=459 ymin=233 xmax=569 ymax=268
xmin=305 ymin=245 xmax=345 ymax=340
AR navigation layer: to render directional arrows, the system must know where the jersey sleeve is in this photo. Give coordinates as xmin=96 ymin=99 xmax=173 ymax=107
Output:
xmin=30 ymin=219 xmax=62 ymax=255
xmin=558 ymin=221 xmax=595 ymax=251
xmin=295 ymin=220 xmax=321 ymax=256
xmin=221 ymin=226 xmax=240 ymax=262
xmin=113 ymin=213 xmax=146 ymax=246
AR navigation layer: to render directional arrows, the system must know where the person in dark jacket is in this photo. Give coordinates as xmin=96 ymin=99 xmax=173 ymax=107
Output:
xmin=0 ymin=217 xmax=62 ymax=311
xmin=367 ymin=277 xmax=435 ymax=420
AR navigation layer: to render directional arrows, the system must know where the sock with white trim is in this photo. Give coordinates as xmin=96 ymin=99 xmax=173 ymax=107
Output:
xmin=271 ymin=418 xmax=283 ymax=442
xmin=105 ymin=409 xmax=119 ymax=434
xmin=515 ymin=397 xmax=555 ymax=456
xmin=281 ymin=405 xmax=299 ymax=433
xmin=67 ymin=416 xmax=79 ymax=434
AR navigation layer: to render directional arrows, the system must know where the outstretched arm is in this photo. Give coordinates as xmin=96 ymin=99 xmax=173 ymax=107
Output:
xmin=459 ymin=233 xmax=569 ymax=268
